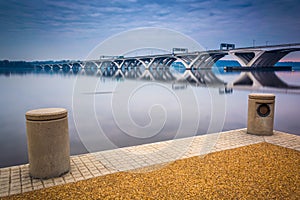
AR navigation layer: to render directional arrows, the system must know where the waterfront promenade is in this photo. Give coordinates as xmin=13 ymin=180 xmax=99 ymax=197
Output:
xmin=0 ymin=128 xmax=299 ymax=198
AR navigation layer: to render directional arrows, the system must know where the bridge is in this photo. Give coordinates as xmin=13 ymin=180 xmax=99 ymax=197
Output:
xmin=35 ymin=43 xmax=300 ymax=70
xmin=36 ymin=50 xmax=227 ymax=70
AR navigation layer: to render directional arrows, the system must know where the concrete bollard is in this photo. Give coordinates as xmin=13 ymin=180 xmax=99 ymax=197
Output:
xmin=25 ymin=108 xmax=70 ymax=179
xmin=247 ymin=93 xmax=275 ymax=136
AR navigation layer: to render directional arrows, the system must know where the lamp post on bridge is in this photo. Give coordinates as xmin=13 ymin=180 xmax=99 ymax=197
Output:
xmin=266 ymin=41 xmax=269 ymax=46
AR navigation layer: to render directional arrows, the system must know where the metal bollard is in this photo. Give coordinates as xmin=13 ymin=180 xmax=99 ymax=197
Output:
xmin=247 ymin=93 xmax=275 ymax=136
xmin=26 ymin=108 xmax=70 ymax=179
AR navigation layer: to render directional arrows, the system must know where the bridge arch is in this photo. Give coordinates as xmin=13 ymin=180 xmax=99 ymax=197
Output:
xmin=251 ymin=48 xmax=300 ymax=67
xmin=229 ymin=48 xmax=300 ymax=67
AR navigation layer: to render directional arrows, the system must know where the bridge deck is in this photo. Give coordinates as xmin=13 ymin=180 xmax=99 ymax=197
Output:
xmin=232 ymin=42 xmax=300 ymax=50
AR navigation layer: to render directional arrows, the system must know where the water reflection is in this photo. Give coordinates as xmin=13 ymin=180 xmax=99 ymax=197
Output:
xmin=0 ymin=66 xmax=300 ymax=167
xmin=2 ymin=66 xmax=300 ymax=93
xmin=231 ymin=71 xmax=300 ymax=88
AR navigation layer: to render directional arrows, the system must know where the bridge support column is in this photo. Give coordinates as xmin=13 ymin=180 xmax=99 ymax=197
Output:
xmin=228 ymin=50 xmax=264 ymax=66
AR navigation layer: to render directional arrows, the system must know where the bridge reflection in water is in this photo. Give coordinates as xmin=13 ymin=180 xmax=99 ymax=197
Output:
xmin=2 ymin=65 xmax=300 ymax=94
xmin=0 ymin=64 xmax=300 ymax=167
xmin=55 ymin=66 xmax=300 ymax=93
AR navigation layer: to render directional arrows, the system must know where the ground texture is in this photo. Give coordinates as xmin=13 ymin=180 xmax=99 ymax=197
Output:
xmin=1 ymin=142 xmax=299 ymax=200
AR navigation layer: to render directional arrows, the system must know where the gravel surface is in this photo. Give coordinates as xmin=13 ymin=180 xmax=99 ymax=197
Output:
xmin=2 ymin=142 xmax=300 ymax=199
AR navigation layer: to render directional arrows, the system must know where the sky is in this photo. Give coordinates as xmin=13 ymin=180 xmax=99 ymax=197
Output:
xmin=0 ymin=0 xmax=300 ymax=61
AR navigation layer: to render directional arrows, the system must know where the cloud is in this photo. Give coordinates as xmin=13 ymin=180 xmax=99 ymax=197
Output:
xmin=0 ymin=0 xmax=300 ymax=60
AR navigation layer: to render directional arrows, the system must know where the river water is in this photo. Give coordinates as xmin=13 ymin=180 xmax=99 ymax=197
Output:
xmin=0 ymin=64 xmax=299 ymax=167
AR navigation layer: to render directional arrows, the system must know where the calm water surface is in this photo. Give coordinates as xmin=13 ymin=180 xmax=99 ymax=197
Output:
xmin=0 ymin=66 xmax=300 ymax=167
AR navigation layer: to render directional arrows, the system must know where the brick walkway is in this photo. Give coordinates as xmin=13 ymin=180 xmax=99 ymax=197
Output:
xmin=0 ymin=128 xmax=299 ymax=197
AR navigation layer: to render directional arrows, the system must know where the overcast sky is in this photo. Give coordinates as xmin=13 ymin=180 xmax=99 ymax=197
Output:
xmin=1 ymin=0 xmax=300 ymax=61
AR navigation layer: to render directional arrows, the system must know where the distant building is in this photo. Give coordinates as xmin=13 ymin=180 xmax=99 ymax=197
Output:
xmin=220 ymin=43 xmax=235 ymax=50
xmin=99 ymin=55 xmax=124 ymax=59
xmin=172 ymin=48 xmax=188 ymax=54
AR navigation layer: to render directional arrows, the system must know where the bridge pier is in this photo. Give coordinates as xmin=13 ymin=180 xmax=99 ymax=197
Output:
xmin=229 ymin=48 xmax=300 ymax=67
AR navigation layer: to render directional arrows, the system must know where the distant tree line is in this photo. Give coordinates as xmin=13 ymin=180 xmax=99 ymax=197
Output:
xmin=31 ymin=60 xmax=72 ymax=65
xmin=0 ymin=60 xmax=76 ymax=68
xmin=0 ymin=60 xmax=34 ymax=68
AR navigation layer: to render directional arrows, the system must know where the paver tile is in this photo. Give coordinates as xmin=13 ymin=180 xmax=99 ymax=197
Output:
xmin=0 ymin=129 xmax=299 ymax=197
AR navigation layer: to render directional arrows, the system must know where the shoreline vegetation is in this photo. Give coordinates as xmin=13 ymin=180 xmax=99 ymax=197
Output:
xmin=0 ymin=60 xmax=74 ymax=68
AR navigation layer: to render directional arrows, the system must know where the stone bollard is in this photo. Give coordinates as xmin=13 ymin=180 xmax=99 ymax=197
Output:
xmin=26 ymin=108 xmax=70 ymax=179
xmin=247 ymin=93 xmax=275 ymax=136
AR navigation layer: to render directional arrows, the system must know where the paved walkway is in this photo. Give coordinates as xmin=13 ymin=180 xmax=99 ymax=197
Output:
xmin=0 ymin=128 xmax=299 ymax=197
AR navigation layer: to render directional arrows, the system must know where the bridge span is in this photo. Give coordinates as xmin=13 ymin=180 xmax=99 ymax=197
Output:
xmin=229 ymin=43 xmax=300 ymax=67
xmin=36 ymin=50 xmax=227 ymax=70
xmin=36 ymin=43 xmax=300 ymax=70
